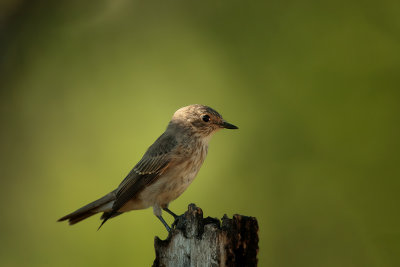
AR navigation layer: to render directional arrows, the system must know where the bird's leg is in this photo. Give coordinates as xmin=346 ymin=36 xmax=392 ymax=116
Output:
xmin=156 ymin=215 xmax=171 ymax=232
xmin=163 ymin=207 xmax=178 ymax=219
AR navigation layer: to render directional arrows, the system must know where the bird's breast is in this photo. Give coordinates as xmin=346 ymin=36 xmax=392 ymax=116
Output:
xmin=147 ymin=141 xmax=208 ymax=205
xmin=165 ymin=141 xmax=208 ymax=192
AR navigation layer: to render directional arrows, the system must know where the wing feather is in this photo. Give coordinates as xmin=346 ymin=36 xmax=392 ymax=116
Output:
xmin=111 ymin=133 xmax=177 ymax=212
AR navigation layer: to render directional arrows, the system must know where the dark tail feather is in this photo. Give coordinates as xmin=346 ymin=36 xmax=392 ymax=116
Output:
xmin=64 ymin=210 xmax=97 ymax=225
xmin=58 ymin=191 xmax=116 ymax=225
xmin=97 ymin=211 xmax=122 ymax=230
xmin=97 ymin=215 xmax=110 ymax=231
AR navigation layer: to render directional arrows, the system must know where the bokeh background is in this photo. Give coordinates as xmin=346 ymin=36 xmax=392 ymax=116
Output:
xmin=1 ymin=0 xmax=399 ymax=266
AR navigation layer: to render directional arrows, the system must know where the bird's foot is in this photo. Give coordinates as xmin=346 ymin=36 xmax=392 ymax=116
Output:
xmin=156 ymin=215 xmax=171 ymax=232
xmin=163 ymin=207 xmax=179 ymax=219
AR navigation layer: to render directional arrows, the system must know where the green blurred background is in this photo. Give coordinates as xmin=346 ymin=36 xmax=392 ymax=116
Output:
xmin=1 ymin=0 xmax=399 ymax=266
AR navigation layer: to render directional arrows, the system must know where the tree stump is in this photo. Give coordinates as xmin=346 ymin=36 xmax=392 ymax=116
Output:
xmin=153 ymin=204 xmax=259 ymax=267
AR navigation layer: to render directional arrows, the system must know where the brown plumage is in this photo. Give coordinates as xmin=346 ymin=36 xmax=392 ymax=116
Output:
xmin=58 ymin=104 xmax=238 ymax=231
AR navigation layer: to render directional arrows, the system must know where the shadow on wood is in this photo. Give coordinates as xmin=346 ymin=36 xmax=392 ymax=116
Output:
xmin=153 ymin=204 xmax=259 ymax=267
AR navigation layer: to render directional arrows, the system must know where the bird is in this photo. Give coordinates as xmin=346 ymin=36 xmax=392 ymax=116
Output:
xmin=58 ymin=104 xmax=238 ymax=231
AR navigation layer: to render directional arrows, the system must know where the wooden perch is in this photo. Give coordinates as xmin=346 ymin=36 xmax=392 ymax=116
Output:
xmin=153 ymin=204 xmax=259 ymax=267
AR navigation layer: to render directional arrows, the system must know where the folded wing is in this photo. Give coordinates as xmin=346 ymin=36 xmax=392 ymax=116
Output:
xmin=98 ymin=133 xmax=177 ymax=228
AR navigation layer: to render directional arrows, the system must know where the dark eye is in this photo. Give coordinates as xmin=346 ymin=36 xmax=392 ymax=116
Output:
xmin=202 ymin=115 xmax=210 ymax=122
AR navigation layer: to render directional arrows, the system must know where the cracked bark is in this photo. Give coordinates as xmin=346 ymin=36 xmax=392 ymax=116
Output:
xmin=153 ymin=204 xmax=259 ymax=267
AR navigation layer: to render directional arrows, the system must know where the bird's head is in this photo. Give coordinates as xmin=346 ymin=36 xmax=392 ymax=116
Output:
xmin=170 ymin=104 xmax=238 ymax=137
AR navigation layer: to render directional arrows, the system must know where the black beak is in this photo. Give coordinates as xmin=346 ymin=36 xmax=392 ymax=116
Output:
xmin=221 ymin=120 xmax=238 ymax=129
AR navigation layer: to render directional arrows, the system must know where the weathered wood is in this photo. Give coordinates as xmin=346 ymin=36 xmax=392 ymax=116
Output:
xmin=153 ymin=204 xmax=259 ymax=267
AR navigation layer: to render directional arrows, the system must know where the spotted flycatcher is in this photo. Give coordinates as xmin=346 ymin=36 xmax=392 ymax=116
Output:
xmin=58 ymin=104 xmax=238 ymax=231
